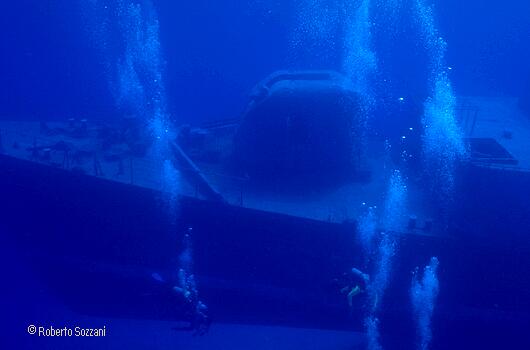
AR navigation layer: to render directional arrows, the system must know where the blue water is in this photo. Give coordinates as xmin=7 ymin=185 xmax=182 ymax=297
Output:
xmin=1 ymin=1 xmax=530 ymax=349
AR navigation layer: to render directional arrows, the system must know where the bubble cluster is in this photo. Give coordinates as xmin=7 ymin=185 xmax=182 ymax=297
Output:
xmin=358 ymin=171 xmax=405 ymax=350
xmin=368 ymin=232 xmax=397 ymax=314
xmin=81 ymin=1 xmax=180 ymax=214
xmin=290 ymin=0 xmax=342 ymax=64
xmin=414 ymin=0 xmax=467 ymax=198
xmin=114 ymin=1 xmax=169 ymax=140
xmin=358 ymin=205 xmax=377 ymax=262
xmin=342 ymin=0 xmax=377 ymax=107
xmin=411 ymin=257 xmax=440 ymax=350
xmin=365 ymin=315 xmax=383 ymax=350
xmin=383 ymin=170 xmax=408 ymax=233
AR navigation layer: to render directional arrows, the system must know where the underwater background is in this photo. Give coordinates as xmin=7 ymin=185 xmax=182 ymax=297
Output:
xmin=1 ymin=1 xmax=530 ymax=349
xmin=1 ymin=1 xmax=529 ymax=123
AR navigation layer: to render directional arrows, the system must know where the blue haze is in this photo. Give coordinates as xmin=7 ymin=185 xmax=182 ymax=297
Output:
xmin=1 ymin=1 xmax=530 ymax=350
xmin=1 ymin=1 xmax=529 ymax=123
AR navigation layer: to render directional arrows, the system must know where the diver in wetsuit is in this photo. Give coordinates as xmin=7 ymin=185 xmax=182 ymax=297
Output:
xmin=171 ymin=228 xmax=211 ymax=335
xmin=172 ymin=267 xmax=210 ymax=335
xmin=152 ymin=227 xmax=210 ymax=335
xmin=340 ymin=267 xmax=370 ymax=310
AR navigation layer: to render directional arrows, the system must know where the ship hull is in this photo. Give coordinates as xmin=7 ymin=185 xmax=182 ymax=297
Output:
xmin=1 ymin=153 xmax=530 ymax=348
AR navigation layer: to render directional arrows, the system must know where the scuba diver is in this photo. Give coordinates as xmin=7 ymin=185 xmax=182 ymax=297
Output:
xmin=171 ymin=267 xmax=210 ymax=335
xmin=339 ymin=267 xmax=371 ymax=311
xmin=172 ymin=227 xmax=210 ymax=335
xmin=152 ymin=227 xmax=210 ymax=335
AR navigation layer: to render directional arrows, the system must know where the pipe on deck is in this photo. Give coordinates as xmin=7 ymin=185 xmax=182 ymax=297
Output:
xmin=170 ymin=141 xmax=225 ymax=203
